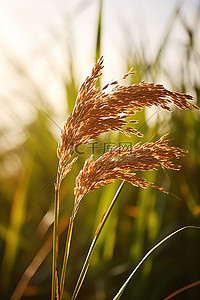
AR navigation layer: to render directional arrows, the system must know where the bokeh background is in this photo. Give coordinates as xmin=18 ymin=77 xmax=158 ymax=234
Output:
xmin=0 ymin=0 xmax=200 ymax=299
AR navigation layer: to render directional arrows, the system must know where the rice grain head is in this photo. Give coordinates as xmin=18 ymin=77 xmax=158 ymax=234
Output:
xmin=57 ymin=56 xmax=198 ymax=181
xmin=72 ymin=135 xmax=187 ymax=219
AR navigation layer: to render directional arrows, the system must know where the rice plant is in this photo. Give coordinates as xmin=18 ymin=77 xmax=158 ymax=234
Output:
xmin=51 ymin=57 xmax=199 ymax=300
xmin=1 ymin=1 xmax=200 ymax=299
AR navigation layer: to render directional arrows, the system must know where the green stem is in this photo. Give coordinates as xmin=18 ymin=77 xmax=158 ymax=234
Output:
xmin=60 ymin=217 xmax=74 ymax=300
xmin=113 ymin=225 xmax=200 ymax=300
xmin=71 ymin=181 xmax=125 ymax=300
xmin=51 ymin=177 xmax=61 ymax=300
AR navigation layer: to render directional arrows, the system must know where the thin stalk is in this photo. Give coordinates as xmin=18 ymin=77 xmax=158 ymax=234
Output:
xmin=60 ymin=217 xmax=74 ymax=300
xmin=95 ymin=0 xmax=103 ymax=63
xmin=113 ymin=226 xmax=200 ymax=300
xmin=164 ymin=279 xmax=200 ymax=300
xmin=71 ymin=181 xmax=125 ymax=300
xmin=51 ymin=175 xmax=61 ymax=300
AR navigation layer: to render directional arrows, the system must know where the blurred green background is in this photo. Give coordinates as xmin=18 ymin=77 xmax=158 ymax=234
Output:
xmin=0 ymin=0 xmax=200 ymax=299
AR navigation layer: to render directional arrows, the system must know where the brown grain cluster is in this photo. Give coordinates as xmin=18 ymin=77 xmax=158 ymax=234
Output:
xmin=72 ymin=135 xmax=186 ymax=218
xmin=57 ymin=56 xmax=197 ymax=181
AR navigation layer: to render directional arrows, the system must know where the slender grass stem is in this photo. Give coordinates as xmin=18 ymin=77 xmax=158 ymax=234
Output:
xmin=113 ymin=226 xmax=200 ymax=300
xmin=71 ymin=181 xmax=125 ymax=300
xmin=51 ymin=175 xmax=61 ymax=300
xmin=60 ymin=217 xmax=74 ymax=300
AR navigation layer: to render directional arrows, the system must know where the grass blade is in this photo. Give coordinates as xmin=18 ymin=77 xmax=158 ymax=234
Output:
xmin=51 ymin=176 xmax=61 ymax=300
xmin=71 ymin=181 xmax=125 ymax=300
xmin=154 ymin=0 xmax=185 ymax=65
xmin=95 ymin=0 xmax=103 ymax=63
xmin=60 ymin=217 xmax=74 ymax=300
xmin=10 ymin=216 xmax=67 ymax=300
xmin=164 ymin=280 xmax=200 ymax=300
xmin=0 ymin=151 xmax=34 ymax=292
xmin=94 ymin=0 xmax=103 ymax=88
xmin=113 ymin=226 xmax=200 ymax=300
xmin=92 ymin=180 xmax=119 ymax=264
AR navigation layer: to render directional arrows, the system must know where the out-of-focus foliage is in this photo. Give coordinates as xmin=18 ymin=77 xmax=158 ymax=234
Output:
xmin=0 ymin=1 xmax=200 ymax=299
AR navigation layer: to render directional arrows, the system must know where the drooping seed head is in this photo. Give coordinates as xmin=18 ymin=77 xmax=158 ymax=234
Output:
xmin=73 ymin=135 xmax=187 ymax=218
xmin=57 ymin=57 xmax=198 ymax=181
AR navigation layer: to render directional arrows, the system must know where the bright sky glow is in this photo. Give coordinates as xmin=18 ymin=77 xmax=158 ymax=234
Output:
xmin=0 ymin=0 xmax=199 ymax=154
